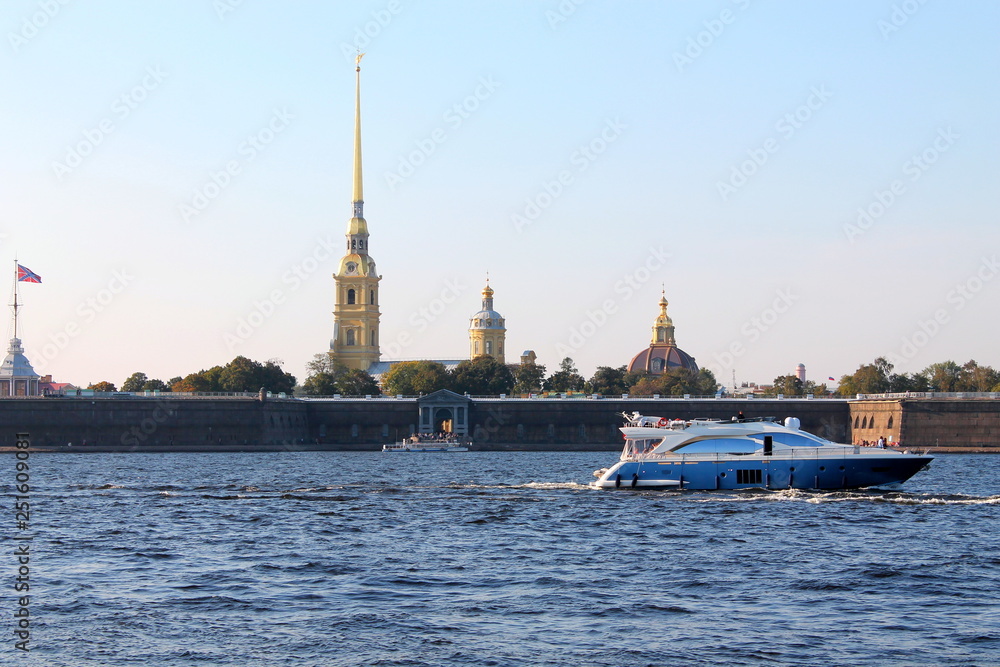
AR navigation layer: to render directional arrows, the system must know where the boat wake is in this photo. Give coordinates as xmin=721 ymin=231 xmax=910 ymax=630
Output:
xmin=445 ymin=482 xmax=592 ymax=491
xmin=682 ymin=488 xmax=1000 ymax=505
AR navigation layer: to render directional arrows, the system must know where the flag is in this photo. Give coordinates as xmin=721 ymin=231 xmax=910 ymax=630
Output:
xmin=17 ymin=265 xmax=41 ymax=283
xmin=827 ymin=376 xmax=835 ymax=382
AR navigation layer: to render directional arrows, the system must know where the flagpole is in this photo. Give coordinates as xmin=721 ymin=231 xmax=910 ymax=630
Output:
xmin=11 ymin=258 xmax=17 ymax=340
xmin=11 ymin=258 xmax=24 ymax=341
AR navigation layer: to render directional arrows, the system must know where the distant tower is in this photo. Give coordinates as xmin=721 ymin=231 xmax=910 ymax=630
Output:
xmin=795 ymin=363 xmax=806 ymax=383
xmin=1 ymin=263 xmax=40 ymax=396
xmin=469 ymin=279 xmax=506 ymax=363
xmin=330 ymin=54 xmax=381 ymax=372
xmin=627 ymin=290 xmax=698 ymax=375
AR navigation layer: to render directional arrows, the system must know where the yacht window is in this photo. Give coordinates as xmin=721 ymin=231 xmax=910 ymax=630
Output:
xmin=749 ymin=432 xmax=825 ymax=447
xmin=674 ymin=439 xmax=758 ymax=454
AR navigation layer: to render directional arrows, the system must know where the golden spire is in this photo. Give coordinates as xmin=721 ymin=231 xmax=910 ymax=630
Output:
xmin=352 ymin=52 xmax=365 ymax=218
xmin=651 ymin=289 xmax=675 ymax=345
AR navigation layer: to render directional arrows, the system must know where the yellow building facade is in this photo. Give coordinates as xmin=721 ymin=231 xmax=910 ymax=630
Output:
xmin=468 ymin=281 xmax=506 ymax=364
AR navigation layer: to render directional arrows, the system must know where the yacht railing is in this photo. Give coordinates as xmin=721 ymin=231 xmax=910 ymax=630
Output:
xmin=619 ymin=446 xmax=913 ymax=463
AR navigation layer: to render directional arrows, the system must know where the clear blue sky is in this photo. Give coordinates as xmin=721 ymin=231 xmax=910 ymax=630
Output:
xmin=3 ymin=0 xmax=998 ymax=389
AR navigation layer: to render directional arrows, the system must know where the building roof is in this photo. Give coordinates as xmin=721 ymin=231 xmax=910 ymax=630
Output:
xmin=0 ymin=338 xmax=39 ymax=379
xmin=626 ymin=292 xmax=699 ymax=375
xmin=627 ymin=345 xmax=699 ymax=375
xmin=469 ymin=281 xmax=505 ymax=331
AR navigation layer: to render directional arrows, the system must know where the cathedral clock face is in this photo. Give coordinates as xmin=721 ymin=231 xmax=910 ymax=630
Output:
xmin=346 ymin=262 xmax=357 ymax=273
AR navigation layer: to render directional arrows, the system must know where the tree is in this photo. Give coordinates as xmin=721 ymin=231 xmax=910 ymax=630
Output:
xmin=628 ymin=375 xmax=660 ymax=396
xmin=302 ymin=369 xmax=340 ymax=396
xmin=804 ymin=381 xmax=830 ymax=396
xmin=168 ymin=357 xmax=294 ymax=394
xmin=588 ymin=365 xmax=641 ymax=396
xmin=544 ymin=357 xmax=586 ymax=392
xmin=259 ymin=359 xmax=296 ymax=394
xmin=121 ymin=372 xmax=148 ymax=393
xmin=921 ymin=361 xmax=961 ymax=392
xmin=512 ymin=362 xmax=546 ymax=394
xmin=382 ymin=360 xmax=451 ymax=396
xmin=768 ymin=375 xmax=804 ymax=396
xmin=957 ymin=360 xmax=1000 ymax=392
xmin=301 ymin=353 xmax=380 ymax=396
xmin=837 ymin=357 xmax=893 ymax=396
xmin=338 ymin=368 xmax=381 ymax=396
xmin=88 ymin=381 xmax=116 ymax=392
xmin=216 ymin=356 xmax=296 ymax=393
xmin=451 ymin=356 xmax=514 ymax=395
xmin=627 ymin=367 xmax=717 ymax=396
xmin=171 ymin=369 xmax=221 ymax=393
xmin=696 ymin=368 xmax=720 ymax=395
xmin=218 ymin=356 xmax=261 ymax=392
xmin=887 ymin=372 xmax=928 ymax=393
xmin=122 ymin=372 xmax=171 ymax=393
xmin=659 ymin=368 xmax=703 ymax=396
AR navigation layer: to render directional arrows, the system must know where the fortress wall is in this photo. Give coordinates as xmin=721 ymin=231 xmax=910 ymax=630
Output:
xmin=17 ymin=395 xmax=1000 ymax=453
xmin=0 ymin=397 xmax=309 ymax=451
xmin=467 ymin=399 xmax=851 ymax=449
xmin=306 ymin=400 xmax=417 ymax=447
xmin=898 ymin=399 xmax=1000 ymax=450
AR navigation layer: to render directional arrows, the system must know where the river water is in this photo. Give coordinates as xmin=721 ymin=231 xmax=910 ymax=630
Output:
xmin=8 ymin=451 xmax=1000 ymax=666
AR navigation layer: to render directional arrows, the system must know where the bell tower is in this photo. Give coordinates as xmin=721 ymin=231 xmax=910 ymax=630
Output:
xmin=330 ymin=54 xmax=381 ymax=371
xmin=651 ymin=290 xmax=675 ymax=345
xmin=468 ymin=278 xmax=506 ymax=364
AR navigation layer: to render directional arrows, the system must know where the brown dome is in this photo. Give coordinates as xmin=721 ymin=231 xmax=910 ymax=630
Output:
xmin=627 ymin=345 xmax=699 ymax=375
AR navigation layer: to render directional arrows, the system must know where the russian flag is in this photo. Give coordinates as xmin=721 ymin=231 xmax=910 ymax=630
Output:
xmin=17 ymin=265 xmax=41 ymax=283
xmin=827 ymin=376 xmax=835 ymax=382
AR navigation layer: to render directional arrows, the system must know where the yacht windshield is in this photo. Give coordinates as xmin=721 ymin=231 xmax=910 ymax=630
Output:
xmin=624 ymin=438 xmax=662 ymax=456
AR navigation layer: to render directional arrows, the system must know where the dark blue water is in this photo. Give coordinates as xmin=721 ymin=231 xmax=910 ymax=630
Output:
xmin=8 ymin=452 xmax=1000 ymax=666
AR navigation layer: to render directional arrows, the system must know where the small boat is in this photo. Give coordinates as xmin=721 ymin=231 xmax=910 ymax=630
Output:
xmin=382 ymin=436 xmax=470 ymax=452
xmin=592 ymin=412 xmax=932 ymax=490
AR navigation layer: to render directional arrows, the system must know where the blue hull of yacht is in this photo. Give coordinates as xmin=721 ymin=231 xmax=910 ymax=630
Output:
xmin=598 ymin=454 xmax=932 ymax=490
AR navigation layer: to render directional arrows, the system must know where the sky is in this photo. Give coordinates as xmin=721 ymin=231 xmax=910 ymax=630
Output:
xmin=2 ymin=0 xmax=998 ymax=390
